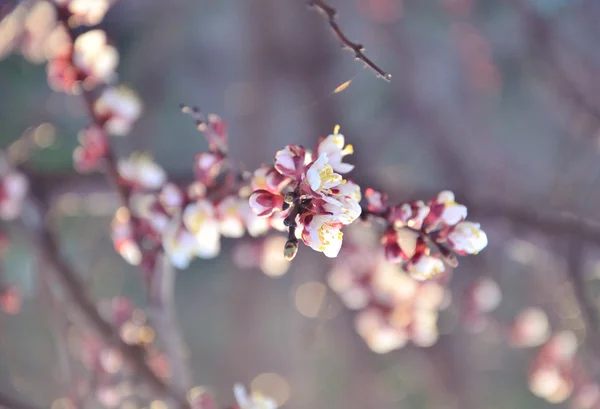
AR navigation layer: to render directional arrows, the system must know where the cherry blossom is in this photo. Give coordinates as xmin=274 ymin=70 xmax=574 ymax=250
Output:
xmin=117 ymin=153 xmax=167 ymax=190
xmin=55 ymin=0 xmax=114 ymax=27
xmin=72 ymin=29 xmax=118 ymax=87
xmin=447 ymin=221 xmax=488 ymax=255
xmin=94 ymin=85 xmax=143 ymax=135
xmin=182 ymin=200 xmax=221 ymax=259
xmin=316 ymin=131 xmax=355 ymax=173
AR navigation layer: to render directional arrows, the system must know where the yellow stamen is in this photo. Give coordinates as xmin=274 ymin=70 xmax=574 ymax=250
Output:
xmin=333 ymin=124 xmax=340 ymax=135
xmin=341 ymin=144 xmax=354 ymax=156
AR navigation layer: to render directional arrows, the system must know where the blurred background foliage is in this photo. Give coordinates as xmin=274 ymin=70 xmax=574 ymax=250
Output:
xmin=2 ymin=0 xmax=600 ymax=408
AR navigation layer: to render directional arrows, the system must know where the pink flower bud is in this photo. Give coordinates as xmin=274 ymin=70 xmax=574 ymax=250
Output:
xmin=249 ymin=190 xmax=284 ymax=217
xmin=194 ymin=152 xmax=224 ymax=185
xmin=274 ymin=144 xmax=306 ymax=178
xmin=365 ymin=188 xmax=388 ymax=212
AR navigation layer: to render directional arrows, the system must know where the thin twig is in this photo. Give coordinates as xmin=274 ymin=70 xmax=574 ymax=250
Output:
xmin=308 ymin=0 xmax=391 ymax=81
xmin=147 ymin=254 xmax=193 ymax=396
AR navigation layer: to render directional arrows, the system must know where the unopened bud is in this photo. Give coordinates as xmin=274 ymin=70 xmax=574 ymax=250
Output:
xmin=283 ymin=239 xmax=299 ymax=261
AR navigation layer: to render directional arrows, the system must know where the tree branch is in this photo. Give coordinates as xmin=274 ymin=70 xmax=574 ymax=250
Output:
xmin=50 ymin=7 xmax=195 ymax=403
xmin=308 ymin=0 xmax=391 ymax=81
xmin=19 ymin=194 xmax=189 ymax=409
xmin=0 ymin=392 xmax=42 ymax=409
xmin=513 ymin=0 xmax=600 ymax=126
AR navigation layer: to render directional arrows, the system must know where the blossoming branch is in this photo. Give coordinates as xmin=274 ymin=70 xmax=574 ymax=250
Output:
xmin=2 ymin=1 xmax=599 ymax=409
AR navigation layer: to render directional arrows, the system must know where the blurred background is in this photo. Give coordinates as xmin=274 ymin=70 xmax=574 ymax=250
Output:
xmin=2 ymin=0 xmax=600 ymax=408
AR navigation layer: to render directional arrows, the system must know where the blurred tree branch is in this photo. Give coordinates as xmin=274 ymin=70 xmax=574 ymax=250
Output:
xmin=17 ymin=190 xmax=188 ymax=409
xmin=48 ymin=7 xmax=195 ymax=402
xmin=514 ymin=0 xmax=600 ymax=125
xmin=0 ymin=392 xmax=42 ymax=409
xmin=308 ymin=0 xmax=391 ymax=81
xmin=24 ymin=170 xmax=600 ymax=245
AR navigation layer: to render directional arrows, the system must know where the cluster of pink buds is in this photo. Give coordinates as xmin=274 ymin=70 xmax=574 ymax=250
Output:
xmin=0 ymin=157 xmax=28 ymax=221
xmin=250 ymin=127 xmax=361 ymax=259
xmin=366 ymin=189 xmax=488 ymax=280
xmin=73 ymin=125 xmax=108 ymax=172
xmin=111 ymin=113 xmax=273 ymax=269
xmin=327 ymin=236 xmax=448 ymax=353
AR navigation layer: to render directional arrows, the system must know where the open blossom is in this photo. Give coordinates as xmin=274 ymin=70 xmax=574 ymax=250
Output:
xmin=117 ymin=153 xmax=167 ymax=190
xmin=317 ymin=132 xmax=354 ymax=173
xmin=233 ymin=384 xmax=278 ymax=409
xmin=302 ymin=215 xmax=344 ymax=258
xmin=56 ymin=0 xmax=114 ymax=26
xmin=324 ymin=180 xmax=362 ymax=224
xmin=448 ymin=221 xmax=488 ymax=254
xmin=182 ymin=200 xmax=221 ymax=258
xmin=162 ymin=220 xmax=202 ymax=269
xmin=305 ymin=153 xmax=343 ymax=196
xmin=406 ymin=254 xmax=446 ymax=281
xmin=216 ymin=196 xmax=245 ymax=238
xmin=94 ymin=86 xmax=142 ymax=135
xmin=427 ymin=190 xmax=467 ymax=227
xmin=73 ymin=30 xmax=118 ymax=86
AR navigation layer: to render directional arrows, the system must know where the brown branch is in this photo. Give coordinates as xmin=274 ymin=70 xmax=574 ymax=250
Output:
xmin=0 ymin=392 xmax=42 ymax=409
xmin=308 ymin=0 xmax=391 ymax=81
xmin=49 ymin=8 xmax=194 ymax=406
xmin=19 ymin=195 xmax=187 ymax=408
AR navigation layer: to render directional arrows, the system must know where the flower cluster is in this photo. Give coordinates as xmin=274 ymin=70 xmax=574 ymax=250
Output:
xmin=250 ymin=130 xmax=361 ymax=259
xmin=110 ymin=116 xmax=272 ymax=269
xmin=327 ymin=230 xmax=448 ymax=353
xmin=367 ymin=189 xmax=488 ymax=280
